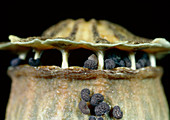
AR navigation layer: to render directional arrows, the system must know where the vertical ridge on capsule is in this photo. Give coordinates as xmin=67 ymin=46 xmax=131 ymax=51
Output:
xmin=68 ymin=19 xmax=84 ymax=41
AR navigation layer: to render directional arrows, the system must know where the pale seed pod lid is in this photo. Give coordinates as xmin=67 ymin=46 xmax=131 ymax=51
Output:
xmin=0 ymin=19 xmax=170 ymax=58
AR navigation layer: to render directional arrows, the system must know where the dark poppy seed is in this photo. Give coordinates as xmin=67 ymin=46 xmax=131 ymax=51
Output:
xmin=136 ymin=58 xmax=150 ymax=69
xmin=89 ymin=116 xmax=97 ymax=120
xmin=28 ymin=58 xmax=41 ymax=66
xmin=141 ymin=54 xmax=150 ymax=67
xmin=94 ymin=102 xmax=110 ymax=116
xmin=105 ymin=49 xmax=131 ymax=68
xmin=146 ymin=59 xmax=151 ymax=66
xmin=84 ymin=59 xmax=98 ymax=70
xmin=123 ymin=57 xmax=131 ymax=67
xmin=112 ymin=106 xmax=123 ymax=119
xmin=105 ymin=59 xmax=115 ymax=69
xmin=112 ymin=57 xmax=118 ymax=62
xmin=119 ymin=60 xmax=125 ymax=67
xmin=90 ymin=93 xmax=104 ymax=106
xmin=138 ymin=59 xmax=146 ymax=67
xmin=135 ymin=52 xmax=151 ymax=69
xmin=10 ymin=58 xmax=25 ymax=67
xmin=136 ymin=62 xmax=142 ymax=69
xmin=97 ymin=117 xmax=104 ymax=120
xmin=78 ymin=100 xmax=90 ymax=115
xmin=81 ymin=88 xmax=91 ymax=102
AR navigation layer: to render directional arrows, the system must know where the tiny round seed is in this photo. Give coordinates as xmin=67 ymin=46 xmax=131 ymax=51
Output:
xmin=97 ymin=117 xmax=104 ymax=120
xmin=105 ymin=59 xmax=115 ymax=69
xmin=112 ymin=106 xmax=123 ymax=119
xmin=78 ymin=100 xmax=90 ymax=115
xmin=10 ymin=58 xmax=23 ymax=67
xmin=138 ymin=59 xmax=146 ymax=67
xmin=119 ymin=60 xmax=125 ymax=67
xmin=90 ymin=93 xmax=104 ymax=106
xmin=84 ymin=59 xmax=98 ymax=70
xmin=28 ymin=58 xmax=41 ymax=66
xmin=89 ymin=116 xmax=97 ymax=120
xmin=94 ymin=102 xmax=110 ymax=116
xmin=81 ymin=88 xmax=91 ymax=102
xmin=136 ymin=62 xmax=142 ymax=69
xmin=123 ymin=57 xmax=131 ymax=67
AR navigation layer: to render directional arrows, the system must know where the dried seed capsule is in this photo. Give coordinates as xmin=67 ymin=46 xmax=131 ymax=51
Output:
xmin=90 ymin=93 xmax=104 ymax=106
xmin=97 ymin=117 xmax=104 ymax=120
xmin=94 ymin=102 xmax=110 ymax=116
xmin=84 ymin=59 xmax=98 ymax=70
xmin=105 ymin=59 xmax=115 ymax=69
xmin=10 ymin=58 xmax=24 ymax=67
xmin=78 ymin=100 xmax=90 ymax=115
xmin=112 ymin=106 xmax=123 ymax=119
xmin=81 ymin=88 xmax=90 ymax=102
xmin=28 ymin=58 xmax=41 ymax=66
xmin=89 ymin=116 xmax=97 ymax=120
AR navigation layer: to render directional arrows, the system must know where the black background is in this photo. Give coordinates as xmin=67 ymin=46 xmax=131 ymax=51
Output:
xmin=1 ymin=0 xmax=170 ymax=119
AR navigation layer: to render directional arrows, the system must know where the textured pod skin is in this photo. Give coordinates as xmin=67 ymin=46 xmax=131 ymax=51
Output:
xmin=2 ymin=19 xmax=169 ymax=120
xmin=6 ymin=66 xmax=169 ymax=120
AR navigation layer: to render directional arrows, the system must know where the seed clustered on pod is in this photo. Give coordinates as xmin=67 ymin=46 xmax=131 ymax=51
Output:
xmin=78 ymin=88 xmax=123 ymax=120
xmin=10 ymin=48 xmax=151 ymax=71
xmin=28 ymin=58 xmax=41 ymax=66
xmin=2 ymin=19 xmax=169 ymax=120
xmin=135 ymin=52 xmax=150 ymax=69
xmin=83 ymin=54 xmax=98 ymax=70
xmin=10 ymin=58 xmax=26 ymax=67
xmin=104 ymin=49 xmax=132 ymax=69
